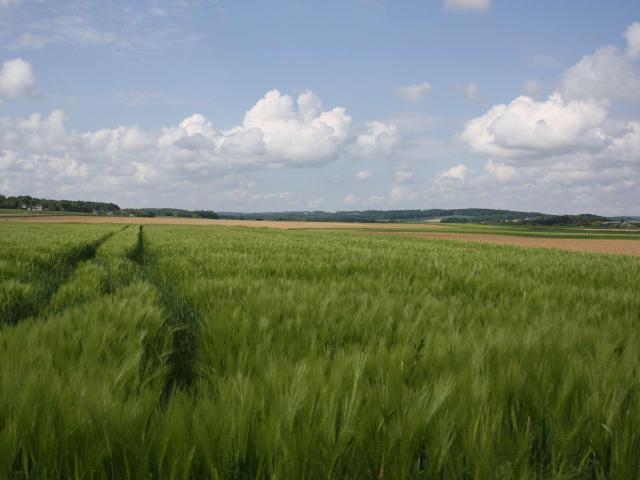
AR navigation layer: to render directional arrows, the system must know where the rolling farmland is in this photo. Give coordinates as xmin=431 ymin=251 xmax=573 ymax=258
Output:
xmin=1 ymin=222 xmax=640 ymax=478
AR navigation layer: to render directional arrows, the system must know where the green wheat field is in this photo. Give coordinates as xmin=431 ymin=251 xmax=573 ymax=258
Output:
xmin=1 ymin=222 xmax=640 ymax=479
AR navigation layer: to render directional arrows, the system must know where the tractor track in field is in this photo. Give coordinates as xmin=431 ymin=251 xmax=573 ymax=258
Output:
xmin=129 ymin=226 xmax=200 ymax=401
xmin=1 ymin=228 xmax=123 ymax=326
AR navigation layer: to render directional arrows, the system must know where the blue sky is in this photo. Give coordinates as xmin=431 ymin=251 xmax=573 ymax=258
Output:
xmin=1 ymin=0 xmax=639 ymax=214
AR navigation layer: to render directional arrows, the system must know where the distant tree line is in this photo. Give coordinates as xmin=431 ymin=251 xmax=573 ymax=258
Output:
xmin=0 ymin=195 xmax=119 ymax=213
xmin=0 ymin=194 xmax=620 ymax=226
xmin=517 ymin=214 xmax=608 ymax=227
xmin=220 ymin=208 xmax=551 ymax=223
xmin=0 ymin=195 xmax=222 ymax=219
xmin=119 ymin=208 xmax=219 ymax=219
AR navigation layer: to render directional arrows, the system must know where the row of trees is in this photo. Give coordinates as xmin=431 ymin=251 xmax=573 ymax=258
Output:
xmin=119 ymin=208 xmax=219 ymax=219
xmin=0 ymin=195 xmax=120 ymax=213
xmin=518 ymin=214 xmax=608 ymax=226
xmin=0 ymin=195 xmax=222 ymax=219
xmin=3 ymin=194 xmax=608 ymax=225
xmin=223 ymin=208 xmax=550 ymax=223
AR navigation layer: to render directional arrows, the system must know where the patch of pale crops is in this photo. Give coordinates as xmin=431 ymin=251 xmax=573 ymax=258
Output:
xmin=0 ymin=223 xmax=639 ymax=478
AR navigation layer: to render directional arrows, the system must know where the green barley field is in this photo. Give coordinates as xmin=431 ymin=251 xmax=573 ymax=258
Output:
xmin=1 ymin=222 xmax=640 ymax=479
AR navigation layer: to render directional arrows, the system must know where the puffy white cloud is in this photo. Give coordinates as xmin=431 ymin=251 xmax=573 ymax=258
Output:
xmin=601 ymin=121 xmax=640 ymax=163
xmin=455 ymin=81 xmax=480 ymax=104
xmin=428 ymin=23 xmax=640 ymax=214
xmin=443 ymin=0 xmax=491 ymax=12
xmin=460 ymin=24 xmax=640 ymax=173
xmin=457 ymin=21 xmax=640 ymax=213
xmin=522 ymin=79 xmax=542 ymax=97
xmin=394 ymin=82 xmax=432 ymax=102
xmin=0 ymin=89 xmax=398 ymax=206
xmin=153 ymin=89 xmax=360 ymax=169
xmin=350 ymin=121 xmax=399 ymax=158
xmin=460 ymin=20 xmax=640 ymax=204
xmin=460 ymin=94 xmax=609 ymax=158
xmin=425 ymin=150 xmax=639 ymax=216
xmin=625 ymin=22 xmax=640 ymax=59
xmin=355 ymin=169 xmax=373 ymax=181
xmin=0 ymin=58 xmax=37 ymax=101
xmin=241 ymin=89 xmax=352 ymax=165
xmin=440 ymin=164 xmax=467 ymax=180
xmin=559 ymin=45 xmax=640 ymax=102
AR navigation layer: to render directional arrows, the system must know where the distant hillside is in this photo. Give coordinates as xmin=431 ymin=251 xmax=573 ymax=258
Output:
xmin=219 ymin=209 xmax=629 ymax=227
xmin=3 ymin=193 xmax=634 ymax=227
xmin=219 ymin=208 xmax=551 ymax=223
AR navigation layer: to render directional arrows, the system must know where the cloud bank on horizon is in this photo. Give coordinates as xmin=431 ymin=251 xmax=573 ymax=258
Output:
xmin=0 ymin=0 xmax=638 ymax=215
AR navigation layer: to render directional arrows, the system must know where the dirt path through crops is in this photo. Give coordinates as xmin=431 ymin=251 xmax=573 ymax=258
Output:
xmin=368 ymin=231 xmax=640 ymax=257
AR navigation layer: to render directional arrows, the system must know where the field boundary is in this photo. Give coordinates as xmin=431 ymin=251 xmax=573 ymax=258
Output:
xmin=1 ymin=214 xmax=451 ymax=230
xmin=364 ymin=231 xmax=640 ymax=257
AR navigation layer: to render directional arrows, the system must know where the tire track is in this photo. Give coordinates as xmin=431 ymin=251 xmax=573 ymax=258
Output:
xmin=129 ymin=226 xmax=200 ymax=401
xmin=1 ymin=228 xmax=123 ymax=326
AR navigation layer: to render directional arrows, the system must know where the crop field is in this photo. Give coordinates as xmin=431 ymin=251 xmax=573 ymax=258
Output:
xmin=1 ymin=222 xmax=640 ymax=478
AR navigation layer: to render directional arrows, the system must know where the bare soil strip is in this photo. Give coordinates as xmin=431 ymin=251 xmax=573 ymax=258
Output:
xmin=1 ymin=215 xmax=447 ymax=230
xmin=368 ymin=231 xmax=640 ymax=257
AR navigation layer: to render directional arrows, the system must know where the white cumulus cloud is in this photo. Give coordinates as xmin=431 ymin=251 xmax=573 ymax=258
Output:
xmin=440 ymin=164 xmax=467 ymax=180
xmin=453 ymin=22 xmax=640 ymax=213
xmin=559 ymin=45 xmax=640 ymax=102
xmin=350 ymin=121 xmax=399 ymax=158
xmin=625 ymin=22 xmax=640 ymax=59
xmin=460 ymin=93 xmax=609 ymax=158
xmin=0 ymin=89 xmax=399 ymax=205
xmin=0 ymin=58 xmax=37 ymax=102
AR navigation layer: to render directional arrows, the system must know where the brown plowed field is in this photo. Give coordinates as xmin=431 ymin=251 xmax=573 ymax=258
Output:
xmin=368 ymin=231 xmax=640 ymax=257
xmin=0 ymin=215 xmax=446 ymax=230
